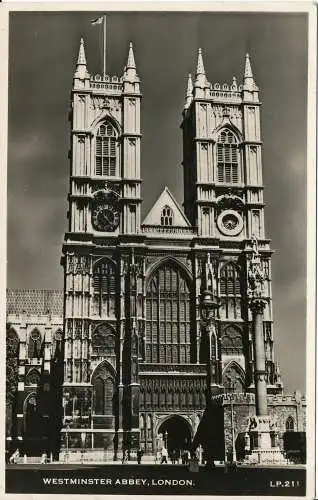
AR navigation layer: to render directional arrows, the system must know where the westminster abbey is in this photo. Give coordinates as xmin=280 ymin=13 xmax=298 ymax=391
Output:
xmin=6 ymin=37 xmax=306 ymax=461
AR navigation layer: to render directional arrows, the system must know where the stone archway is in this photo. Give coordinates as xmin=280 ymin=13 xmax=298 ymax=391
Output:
xmin=157 ymin=415 xmax=192 ymax=455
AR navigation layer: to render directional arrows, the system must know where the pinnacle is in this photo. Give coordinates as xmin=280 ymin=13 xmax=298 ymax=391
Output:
xmin=186 ymin=73 xmax=193 ymax=97
xmin=77 ymin=37 xmax=87 ymax=66
xmin=244 ymin=53 xmax=254 ymax=79
xmin=196 ymin=48 xmax=206 ymax=76
xmin=127 ymin=41 xmax=136 ymax=69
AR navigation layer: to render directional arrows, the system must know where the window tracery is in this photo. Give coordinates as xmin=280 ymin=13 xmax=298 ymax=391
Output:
xmin=95 ymin=122 xmax=119 ymax=177
xmin=92 ymin=363 xmax=115 ymax=416
xmin=93 ymin=259 xmax=116 ymax=316
xmin=217 ymin=129 xmax=240 ymax=184
xmin=161 ymin=205 xmax=173 ymax=226
xmin=28 ymin=328 xmax=42 ymax=359
xmin=92 ymin=324 xmax=116 ymax=356
xmin=285 ymin=416 xmax=295 ymax=431
xmin=145 ymin=263 xmax=191 ymax=364
xmin=221 ymin=325 xmax=243 ymax=355
xmin=223 ymin=363 xmax=245 ymax=392
xmin=219 ymin=262 xmax=242 ymax=319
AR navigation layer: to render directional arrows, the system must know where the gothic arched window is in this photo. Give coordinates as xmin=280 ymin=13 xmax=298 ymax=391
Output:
xmin=52 ymin=329 xmax=63 ymax=360
xmin=28 ymin=329 xmax=42 ymax=359
xmin=161 ymin=206 xmax=173 ymax=226
xmin=286 ymin=416 xmax=295 ymax=432
xmin=92 ymin=324 xmax=116 ymax=356
xmin=93 ymin=259 xmax=116 ymax=316
xmin=223 ymin=363 xmax=245 ymax=393
xmin=95 ymin=122 xmax=119 ymax=177
xmin=145 ymin=263 xmax=191 ymax=364
xmin=25 ymin=369 xmax=40 ymax=386
xmin=92 ymin=363 xmax=115 ymax=416
xmin=219 ymin=262 xmax=242 ymax=319
xmin=221 ymin=326 xmax=243 ymax=355
xmin=217 ymin=129 xmax=240 ymax=184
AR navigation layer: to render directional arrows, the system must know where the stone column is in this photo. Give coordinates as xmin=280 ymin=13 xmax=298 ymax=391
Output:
xmin=250 ymin=298 xmax=267 ymax=416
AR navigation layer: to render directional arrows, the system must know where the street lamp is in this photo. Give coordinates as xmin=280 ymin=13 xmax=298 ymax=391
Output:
xmin=65 ymin=425 xmax=70 ymax=463
xmin=81 ymin=431 xmax=86 ymax=464
xmin=200 ymin=290 xmax=219 ymax=394
xmin=164 ymin=431 xmax=168 ymax=449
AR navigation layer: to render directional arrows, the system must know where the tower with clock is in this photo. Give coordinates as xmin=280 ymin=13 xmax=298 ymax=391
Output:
xmin=60 ymin=37 xmax=284 ymax=459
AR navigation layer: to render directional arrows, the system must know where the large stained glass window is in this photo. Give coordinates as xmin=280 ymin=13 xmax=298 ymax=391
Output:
xmin=145 ymin=263 xmax=191 ymax=364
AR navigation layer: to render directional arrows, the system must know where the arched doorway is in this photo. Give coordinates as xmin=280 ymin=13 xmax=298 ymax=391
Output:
xmin=158 ymin=416 xmax=192 ymax=455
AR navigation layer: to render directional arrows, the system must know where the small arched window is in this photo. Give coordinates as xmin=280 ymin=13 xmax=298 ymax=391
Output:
xmin=95 ymin=122 xmax=118 ymax=177
xmin=28 ymin=329 xmax=42 ymax=359
xmin=286 ymin=416 xmax=295 ymax=431
xmin=93 ymin=259 xmax=116 ymax=316
xmin=161 ymin=206 xmax=173 ymax=226
xmin=217 ymin=129 xmax=240 ymax=184
xmin=219 ymin=262 xmax=242 ymax=319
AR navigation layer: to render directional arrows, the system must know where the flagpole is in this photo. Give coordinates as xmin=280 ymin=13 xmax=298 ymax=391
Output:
xmin=103 ymin=15 xmax=106 ymax=77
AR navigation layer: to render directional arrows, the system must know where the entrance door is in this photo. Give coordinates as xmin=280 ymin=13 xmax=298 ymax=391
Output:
xmin=158 ymin=416 xmax=192 ymax=456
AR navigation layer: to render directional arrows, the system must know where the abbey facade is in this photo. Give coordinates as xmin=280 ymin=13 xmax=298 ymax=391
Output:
xmin=6 ymin=38 xmax=306 ymax=460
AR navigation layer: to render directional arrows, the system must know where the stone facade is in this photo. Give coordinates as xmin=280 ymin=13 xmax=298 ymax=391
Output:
xmin=6 ymin=37 xmax=306 ymax=460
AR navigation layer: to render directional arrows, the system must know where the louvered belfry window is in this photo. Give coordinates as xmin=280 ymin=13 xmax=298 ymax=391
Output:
xmin=145 ymin=264 xmax=191 ymax=364
xmin=93 ymin=259 xmax=116 ymax=316
xmin=95 ymin=122 xmax=118 ymax=176
xmin=217 ymin=129 xmax=239 ymax=184
xmin=219 ymin=262 xmax=242 ymax=319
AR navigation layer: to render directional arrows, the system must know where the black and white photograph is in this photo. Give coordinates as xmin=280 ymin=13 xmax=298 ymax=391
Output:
xmin=3 ymin=3 xmax=316 ymax=496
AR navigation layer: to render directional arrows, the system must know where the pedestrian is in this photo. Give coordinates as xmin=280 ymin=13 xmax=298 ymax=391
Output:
xmin=137 ymin=448 xmax=143 ymax=465
xmin=122 ymin=449 xmax=129 ymax=464
xmin=160 ymin=446 xmax=168 ymax=464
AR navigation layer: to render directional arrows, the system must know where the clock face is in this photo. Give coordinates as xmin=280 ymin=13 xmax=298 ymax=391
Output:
xmin=217 ymin=209 xmax=243 ymax=236
xmin=92 ymin=203 xmax=120 ymax=232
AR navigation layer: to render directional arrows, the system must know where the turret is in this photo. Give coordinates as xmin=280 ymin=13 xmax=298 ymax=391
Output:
xmin=73 ymin=37 xmax=90 ymax=89
xmin=184 ymin=73 xmax=193 ymax=110
xmin=243 ymin=53 xmax=259 ymax=102
xmin=194 ymin=48 xmax=208 ymax=98
xmin=123 ymin=42 xmax=140 ymax=94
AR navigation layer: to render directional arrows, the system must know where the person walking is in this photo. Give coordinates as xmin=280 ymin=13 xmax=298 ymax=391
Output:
xmin=137 ymin=448 xmax=143 ymax=465
xmin=122 ymin=449 xmax=129 ymax=464
xmin=160 ymin=446 xmax=168 ymax=464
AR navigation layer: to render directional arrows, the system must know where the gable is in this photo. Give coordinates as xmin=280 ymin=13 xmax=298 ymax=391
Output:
xmin=142 ymin=187 xmax=191 ymax=227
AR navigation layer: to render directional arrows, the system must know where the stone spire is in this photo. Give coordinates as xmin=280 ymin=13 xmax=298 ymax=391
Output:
xmin=127 ymin=41 xmax=136 ymax=69
xmin=124 ymin=41 xmax=138 ymax=83
xmin=74 ymin=37 xmax=89 ymax=80
xmin=243 ymin=53 xmax=258 ymax=91
xmin=184 ymin=73 xmax=193 ymax=109
xmin=195 ymin=48 xmax=206 ymax=87
xmin=123 ymin=41 xmax=140 ymax=92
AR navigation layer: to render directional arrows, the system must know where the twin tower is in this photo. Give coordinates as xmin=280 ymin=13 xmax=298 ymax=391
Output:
xmin=60 ymin=38 xmax=282 ymax=455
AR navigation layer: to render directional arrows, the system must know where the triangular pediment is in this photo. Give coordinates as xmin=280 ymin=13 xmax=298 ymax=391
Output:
xmin=142 ymin=187 xmax=191 ymax=227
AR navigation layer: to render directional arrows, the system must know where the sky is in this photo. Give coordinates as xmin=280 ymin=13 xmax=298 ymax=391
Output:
xmin=7 ymin=11 xmax=308 ymax=393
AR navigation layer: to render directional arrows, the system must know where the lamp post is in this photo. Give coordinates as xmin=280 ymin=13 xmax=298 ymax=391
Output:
xmin=65 ymin=425 xmax=70 ymax=463
xmin=164 ymin=431 xmax=168 ymax=449
xmin=200 ymin=289 xmax=219 ymax=398
xmin=81 ymin=431 xmax=86 ymax=464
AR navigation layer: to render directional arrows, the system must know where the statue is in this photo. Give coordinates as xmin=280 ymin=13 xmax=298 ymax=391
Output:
xmin=248 ymin=235 xmax=265 ymax=297
xmin=206 ymin=253 xmax=217 ymax=296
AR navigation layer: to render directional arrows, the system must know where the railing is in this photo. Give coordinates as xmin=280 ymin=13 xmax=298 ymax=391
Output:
xmin=210 ymin=90 xmax=242 ymax=101
xmin=141 ymin=225 xmax=194 ymax=235
xmin=139 ymin=363 xmax=206 ymax=374
xmin=90 ymin=81 xmax=122 ymax=92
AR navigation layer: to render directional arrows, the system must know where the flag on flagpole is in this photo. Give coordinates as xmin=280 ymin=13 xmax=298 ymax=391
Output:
xmin=91 ymin=16 xmax=104 ymax=25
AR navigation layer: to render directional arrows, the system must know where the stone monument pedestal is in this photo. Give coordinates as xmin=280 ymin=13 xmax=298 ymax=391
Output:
xmin=245 ymin=415 xmax=287 ymax=465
